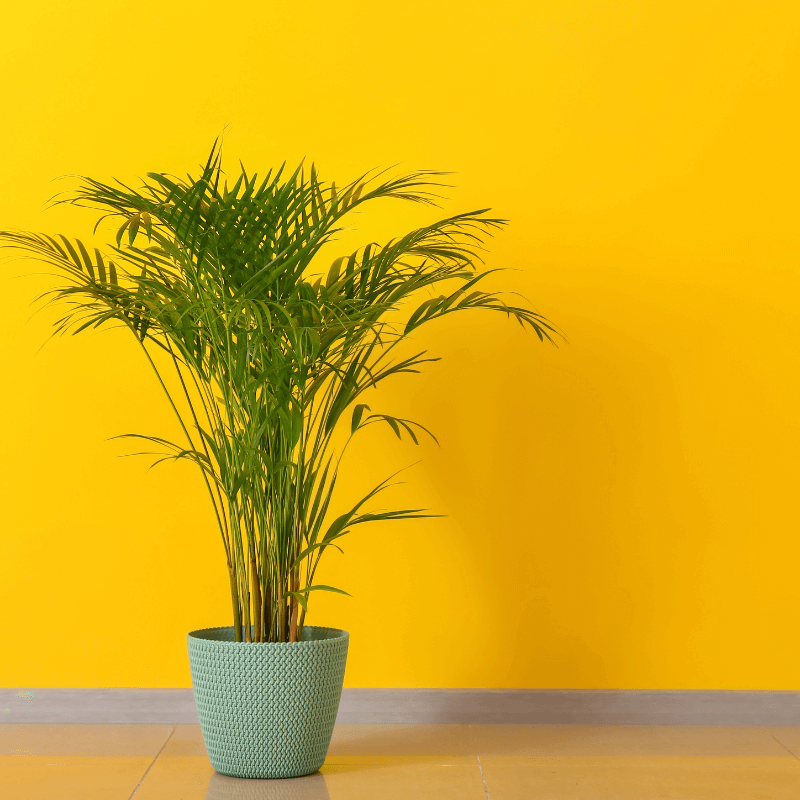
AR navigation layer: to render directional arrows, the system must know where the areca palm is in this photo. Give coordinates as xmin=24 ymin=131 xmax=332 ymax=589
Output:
xmin=1 ymin=142 xmax=556 ymax=642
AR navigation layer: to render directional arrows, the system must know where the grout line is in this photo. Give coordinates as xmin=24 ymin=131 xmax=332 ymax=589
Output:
xmin=477 ymin=755 xmax=491 ymax=800
xmin=768 ymin=730 xmax=800 ymax=762
xmin=128 ymin=724 xmax=176 ymax=799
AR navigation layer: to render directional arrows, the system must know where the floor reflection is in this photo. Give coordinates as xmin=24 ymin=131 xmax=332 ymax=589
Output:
xmin=205 ymin=771 xmax=330 ymax=800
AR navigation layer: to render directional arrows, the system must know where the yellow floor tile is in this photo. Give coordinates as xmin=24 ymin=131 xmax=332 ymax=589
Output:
xmin=132 ymin=758 xmax=484 ymax=800
xmin=474 ymin=755 xmax=798 ymax=767
xmin=0 ymin=723 xmax=174 ymax=757
xmin=158 ymin=725 xmax=209 ymax=758
xmin=326 ymin=723 xmax=476 ymax=764
xmin=469 ymin=724 xmax=794 ymax=761
xmin=136 ymin=758 xmax=334 ymax=799
xmin=6 ymin=723 xmax=796 ymax=798
xmin=321 ymin=764 xmax=487 ymax=800
xmin=768 ymin=727 xmax=800 ymax=758
xmin=481 ymin=764 xmax=800 ymax=799
xmin=0 ymin=756 xmax=152 ymax=800
xmin=122 ymin=756 xmax=216 ymax=799
xmin=324 ymin=754 xmax=477 ymax=765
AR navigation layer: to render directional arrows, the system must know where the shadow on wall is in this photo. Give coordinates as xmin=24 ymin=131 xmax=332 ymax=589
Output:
xmin=390 ymin=305 xmax=678 ymax=687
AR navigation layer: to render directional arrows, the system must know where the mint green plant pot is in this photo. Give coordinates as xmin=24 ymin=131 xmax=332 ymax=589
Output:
xmin=187 ymin=626 xmax=349 ymax=779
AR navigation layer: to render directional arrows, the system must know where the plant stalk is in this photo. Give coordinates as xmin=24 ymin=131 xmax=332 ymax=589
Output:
xmin=228 ymin=564 xmax=242 ymax=643
xmin=288 ymin=568 xmax=299 ymax=643
xmin=250 ymin=557 xmax=262 ymax=643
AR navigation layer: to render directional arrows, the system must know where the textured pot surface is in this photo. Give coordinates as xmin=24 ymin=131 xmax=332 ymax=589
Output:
xmin=187 ymin=625 xmax=349 ymax=779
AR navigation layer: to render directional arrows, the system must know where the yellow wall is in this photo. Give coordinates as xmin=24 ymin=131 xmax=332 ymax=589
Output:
xmin=1 ymin=1 xmax=799 ymax=689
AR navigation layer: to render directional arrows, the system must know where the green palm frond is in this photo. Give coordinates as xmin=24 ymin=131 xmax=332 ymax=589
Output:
xmin=1 ymin=140 xmax=557 ymax=642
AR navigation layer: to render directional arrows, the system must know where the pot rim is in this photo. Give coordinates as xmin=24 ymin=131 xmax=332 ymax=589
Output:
xmin=187 ymin=625 xmax=348 ymax=646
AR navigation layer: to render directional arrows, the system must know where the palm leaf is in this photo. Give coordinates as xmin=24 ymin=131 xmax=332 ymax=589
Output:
xmin=0 ymin=141 xmax=557 ymax=642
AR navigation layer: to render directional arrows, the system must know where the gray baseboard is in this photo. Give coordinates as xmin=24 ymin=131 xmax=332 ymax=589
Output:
xmin=2 ymin=689 xmax=799 ymax=725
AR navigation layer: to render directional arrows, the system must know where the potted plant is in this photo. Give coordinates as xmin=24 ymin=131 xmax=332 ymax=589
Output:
xmin=1 ymin=143 xmax=555 ymax=779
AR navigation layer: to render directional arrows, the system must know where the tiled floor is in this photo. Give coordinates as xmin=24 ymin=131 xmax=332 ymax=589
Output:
xmin=1 ymin=723 xmax=799 ymax=799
